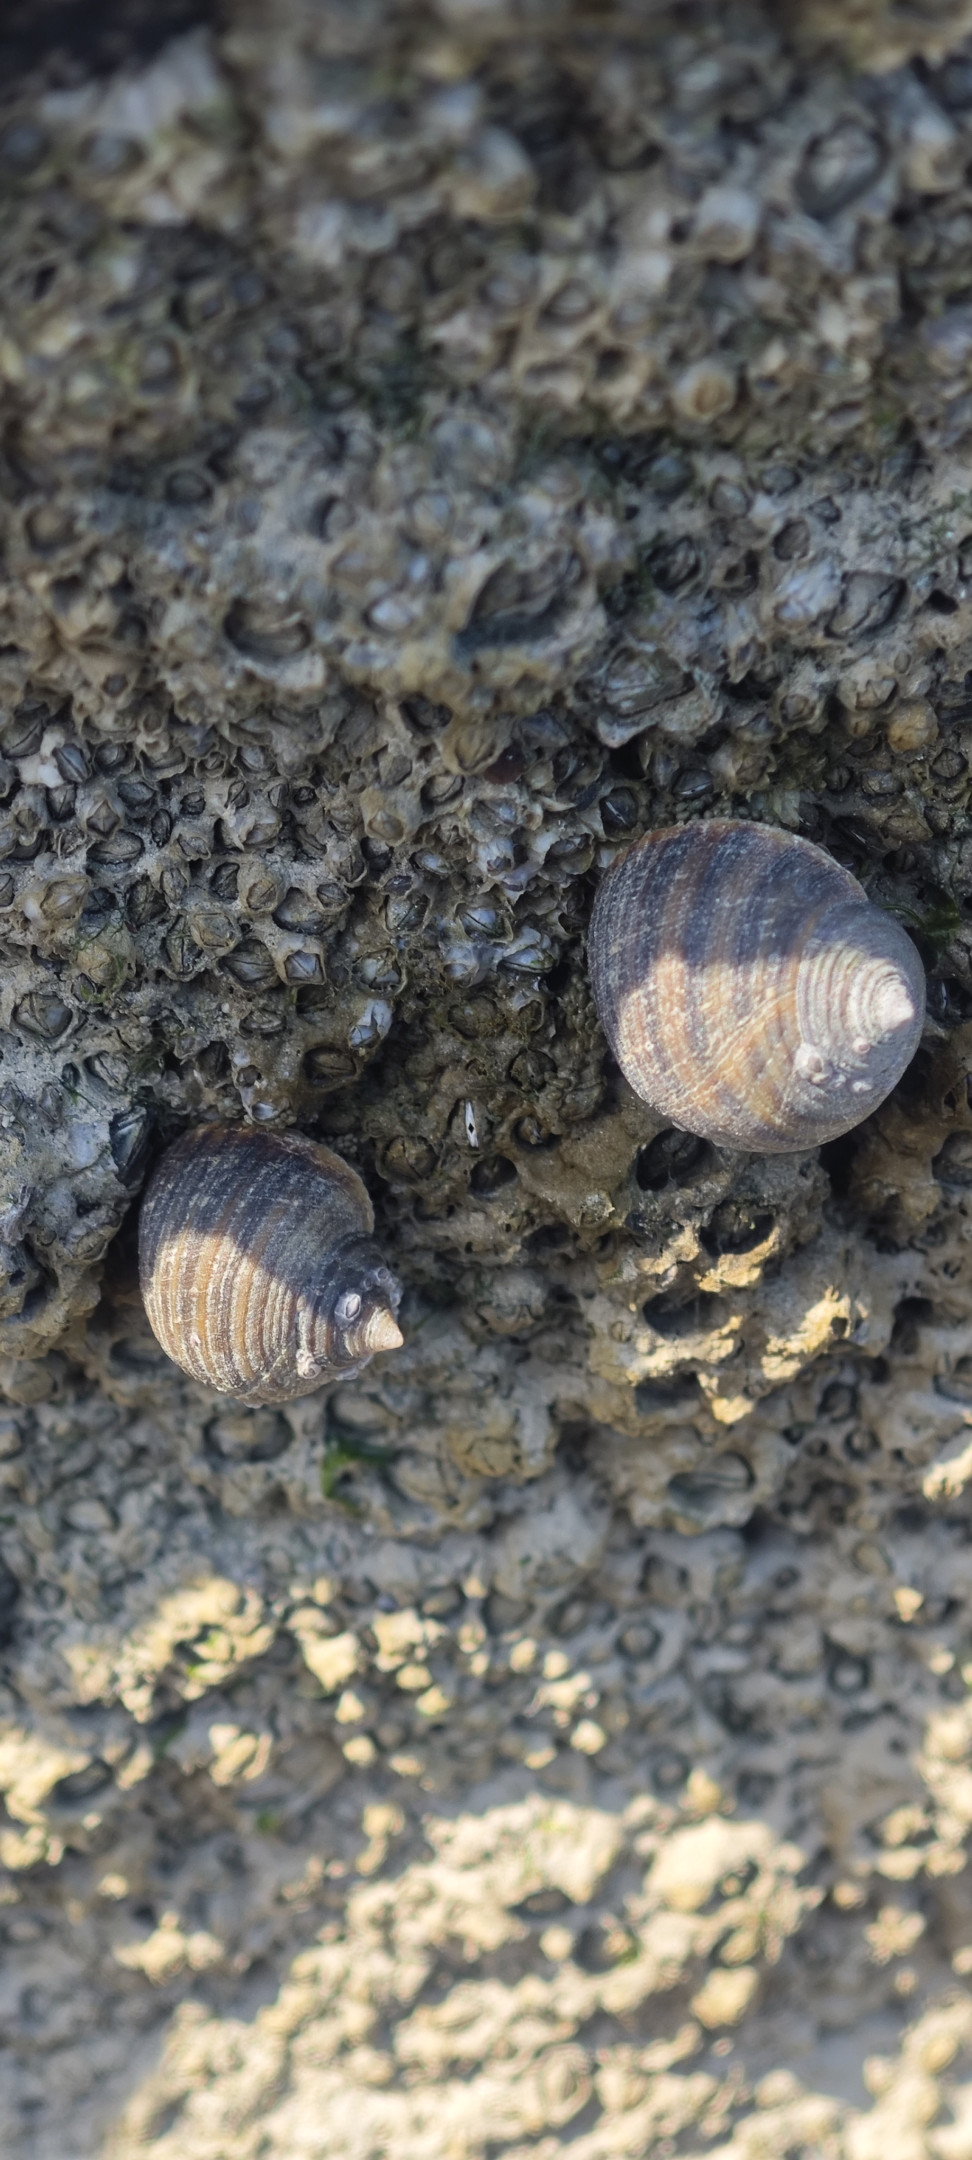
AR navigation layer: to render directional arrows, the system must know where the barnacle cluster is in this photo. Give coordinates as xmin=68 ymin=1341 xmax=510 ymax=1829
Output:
xmin=6 ymin=0 xmax=972 ymax=2152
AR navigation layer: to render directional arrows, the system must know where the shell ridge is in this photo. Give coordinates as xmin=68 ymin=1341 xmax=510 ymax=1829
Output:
xmin=198 ymin=1143 xmax=263 ymax=1392
xmin=193 ymin=1139 xmax=272 ymax=1394
xmin=615 ymin=831 xmax=699 ymax=1126
xmin=227 ymin=1174 xmax=295 ymax=1396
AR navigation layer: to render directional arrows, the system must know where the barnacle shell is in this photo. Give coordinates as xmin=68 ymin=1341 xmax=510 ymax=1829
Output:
xmin=588 ymin=820 xmax=925 ymax=1153
xmin=138 ymin=1124 xmax=403 ymax=1405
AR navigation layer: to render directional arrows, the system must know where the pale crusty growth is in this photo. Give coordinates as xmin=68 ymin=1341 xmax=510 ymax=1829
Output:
xmin=139 ymin=1125 xmax=403 ymax=1404
xmin=589 ymin=821 xmax=926 ymax=1152
xmin=7 ymin=2 xmax=972 ymax=2150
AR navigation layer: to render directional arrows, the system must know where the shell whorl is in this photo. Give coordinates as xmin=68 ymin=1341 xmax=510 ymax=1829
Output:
xmin=138 ymin=1123 xmax=404 ymax=1405
xmin=588 ymin=820 xmax=925 ymax=1154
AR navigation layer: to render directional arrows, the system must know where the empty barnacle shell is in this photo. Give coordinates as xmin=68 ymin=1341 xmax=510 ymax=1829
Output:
xmin=138 ymin=1123 xmax=404 ymax=1406
xmin=588 ymin=820 xmax=925 ymax=1153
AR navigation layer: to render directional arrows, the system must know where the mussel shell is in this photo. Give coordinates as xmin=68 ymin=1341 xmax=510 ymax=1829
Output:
xmin=589 ymin=820 xmax=925 ymax=1153
xmin=139 ymin=1123 xmax=402 ymax=1404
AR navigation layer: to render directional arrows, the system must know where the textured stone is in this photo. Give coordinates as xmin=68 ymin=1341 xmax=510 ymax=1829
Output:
xmin=4 ymin=2 xmax=972 ymax=2155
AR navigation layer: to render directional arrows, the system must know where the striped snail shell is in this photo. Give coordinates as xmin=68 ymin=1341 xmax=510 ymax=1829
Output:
xmin=589 ymin=819 xmax=925 ymax=1154
xmin=138 ymin=1123 xmax=403 ymax=1405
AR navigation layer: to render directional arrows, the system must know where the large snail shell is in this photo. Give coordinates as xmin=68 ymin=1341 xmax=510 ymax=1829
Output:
xmin=589 ymin=819 xmax=925 ymax=1154
xmin=138 ymin=1124 xmax=403 ymax=1405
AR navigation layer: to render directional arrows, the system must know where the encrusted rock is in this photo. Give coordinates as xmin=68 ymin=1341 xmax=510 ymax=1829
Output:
xmin=2 ymin=2 xmax=972 ymax=2154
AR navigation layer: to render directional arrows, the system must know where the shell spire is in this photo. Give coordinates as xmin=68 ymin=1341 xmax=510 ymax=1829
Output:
xmin=138 ymin=1123 xmax=404 ymax=1405
xmin=365 ymin=1308 xmax=405 ymax=1354
xmin=588 ymin=819 xmax=925 ymax=1154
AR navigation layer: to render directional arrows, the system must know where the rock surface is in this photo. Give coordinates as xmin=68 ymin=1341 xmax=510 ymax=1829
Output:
xmin=5 ymin=1 xmax=972 ymax=2152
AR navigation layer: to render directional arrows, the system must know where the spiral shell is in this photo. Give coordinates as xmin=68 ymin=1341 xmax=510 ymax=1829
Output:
xmin=589 ymin=820 xmax=925 ymax=1153
xmin=138 ymin=1124 xmax=403 ymax=1405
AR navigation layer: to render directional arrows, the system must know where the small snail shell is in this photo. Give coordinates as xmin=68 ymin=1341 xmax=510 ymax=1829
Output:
xmin=589 ymin=819 xmax=925 ymax=1154
xmin=138 ymin=1124 xmax=403 ymax=1405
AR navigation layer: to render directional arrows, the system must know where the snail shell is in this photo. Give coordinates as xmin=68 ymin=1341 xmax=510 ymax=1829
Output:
xmin=138 ymin=1123 xmax=403 ymax=1405
xmin=589 ymin=819 xmax=925 ymax=1153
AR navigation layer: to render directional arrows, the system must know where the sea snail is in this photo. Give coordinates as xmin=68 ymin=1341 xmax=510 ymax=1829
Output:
xmin=589 ymin=819 xmax=925 ymax=1154
xmin=138 ymin=1123 xmax=404 ymax=1405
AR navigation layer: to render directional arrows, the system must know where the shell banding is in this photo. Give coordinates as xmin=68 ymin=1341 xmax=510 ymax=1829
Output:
xmin=138 ymin=1123 xmax=404 ymax=1405
xmin=588 ymin=819 xmax=925 ymax=1154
